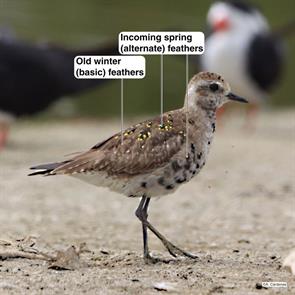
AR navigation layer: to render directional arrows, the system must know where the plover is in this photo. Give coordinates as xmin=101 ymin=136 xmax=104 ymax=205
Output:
xmin=201 ymin=0 xmax=286 ymax=114
xmin=0 ymin=38 xmax=118 ymax=149
xmin=29 ymin=72 xmax=247 ymax=262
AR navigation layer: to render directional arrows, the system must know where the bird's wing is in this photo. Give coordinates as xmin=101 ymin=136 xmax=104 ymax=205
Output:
xmin=0 ymin=39 xmax=119 ymax=116
xmin=247 ymin=33 xmax=285 ymax=92
xmin=52 ymin=110 xmax=187 ymax=176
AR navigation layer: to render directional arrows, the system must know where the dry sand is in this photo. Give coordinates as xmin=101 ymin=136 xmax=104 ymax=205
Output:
xmin=0 ymin=111 xmax=294 ymax=294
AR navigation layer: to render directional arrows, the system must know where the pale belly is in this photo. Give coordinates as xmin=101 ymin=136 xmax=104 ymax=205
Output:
xmin=72 ymin=141 xmax=210 ymax=198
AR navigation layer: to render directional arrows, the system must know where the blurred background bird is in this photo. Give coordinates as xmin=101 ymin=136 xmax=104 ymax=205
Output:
xmin=200 ymin=0 xmax=294 ymax=123
xmin=0 ymin=36 xmax=118 ymax=149
xmin=0 ymin=0 xmax=294 ymax=148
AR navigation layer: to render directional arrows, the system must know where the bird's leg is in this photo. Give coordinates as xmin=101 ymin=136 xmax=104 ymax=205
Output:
xmin=0 ymin=123 xmax=9 ymax=150
xmin=136 ymin=195 xmax=165 ymax=263
xmin=135 ymin=196 xmax=198 ymax=262
xmin=145 ymin=219 xmax=198 ymax=259
xmin=244 ymin=103 xmax=259 ymax=131
xmin=135 ymin=196 xmax=150 ymax=259
xmin=216 ymin=105 xmax=226 ymax=128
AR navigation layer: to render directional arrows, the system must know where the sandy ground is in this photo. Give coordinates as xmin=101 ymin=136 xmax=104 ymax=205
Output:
xmin=0 ymin=111 xmax=294 ymax=294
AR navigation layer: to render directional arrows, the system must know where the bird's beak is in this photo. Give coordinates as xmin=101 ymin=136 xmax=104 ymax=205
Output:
xmin=226 ymin=92 xmax=248 ymax=103
xmin=213 ymin=17 xmax=230 ymax=32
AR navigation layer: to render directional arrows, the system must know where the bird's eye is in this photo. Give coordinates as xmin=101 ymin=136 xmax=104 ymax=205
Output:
xmin=209 ymin=83 xmax=219 ymax=92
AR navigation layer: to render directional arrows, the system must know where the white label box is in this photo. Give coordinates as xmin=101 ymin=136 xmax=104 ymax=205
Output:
xmin=74 ymin=55 xmax=145 ymax=79
xmin=119 ymin=31 xmax=205 ymax=55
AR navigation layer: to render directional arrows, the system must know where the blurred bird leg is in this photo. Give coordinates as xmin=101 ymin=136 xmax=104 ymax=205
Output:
xmin=0 ymin=122 xmax=9 ymax=149
xmin=216 ymin=105 xmax=227 ymax=127
xmin=244 ymin=104 xmax=259 ymax=132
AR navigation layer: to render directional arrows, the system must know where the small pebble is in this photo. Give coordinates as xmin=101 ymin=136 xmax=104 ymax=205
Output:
xmin=153 ymin=282 xmax=176 ymax=292
xmin=100 ymin=250 xmax=109 ymax=255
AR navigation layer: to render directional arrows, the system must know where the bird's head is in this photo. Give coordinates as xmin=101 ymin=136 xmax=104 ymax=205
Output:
xmin=185 ymin=72 xmax=248 ymax=111
xmin=207 ymin=0 xmax=268 ymax=34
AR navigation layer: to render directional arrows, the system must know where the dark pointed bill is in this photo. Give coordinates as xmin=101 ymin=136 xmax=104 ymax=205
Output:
xmin=226 ymin=92 xmax=248 ymax=103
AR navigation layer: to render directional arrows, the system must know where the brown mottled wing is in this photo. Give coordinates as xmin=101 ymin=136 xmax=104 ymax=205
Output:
xmin=53 ymin=110 xmax=186 ymax=176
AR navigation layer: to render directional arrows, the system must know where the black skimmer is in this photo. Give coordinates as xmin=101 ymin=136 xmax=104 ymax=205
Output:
xmin=201 ymin=0 xmax=291 ymax=121
xmin=0 ymin=37 xmax=118 ymax=149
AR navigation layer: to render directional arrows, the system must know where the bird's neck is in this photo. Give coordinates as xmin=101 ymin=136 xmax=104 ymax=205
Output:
xmin=184 ymin=105 xmax=217 ymax=150
xmin=184 ymin=92 xmax=217 ymax=124
xmin=180 ymin=106 xmax=216 ymax=166
xmin=186 ymin=105 xmax=217 ymax=125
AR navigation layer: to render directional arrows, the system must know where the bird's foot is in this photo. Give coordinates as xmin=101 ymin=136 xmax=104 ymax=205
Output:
xmin=144 ymin=252 xmax=171 ymax=264
xmin=162 ymin=240 xmax=198 ymax=259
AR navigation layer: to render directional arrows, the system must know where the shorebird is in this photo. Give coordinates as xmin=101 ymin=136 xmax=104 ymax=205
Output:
xmin=0 ymin=37 xmax=118 ymax=149
xmin=200 ymin=0 xmax=290 ymax=120
xmin=29 ymin=72 xmax=247 ymax=263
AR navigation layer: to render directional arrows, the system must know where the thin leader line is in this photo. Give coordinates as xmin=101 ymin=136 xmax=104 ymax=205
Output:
xmin=160 ymin=54 xmax=164 ymax=126
xmin=121 ymin=78 xmax=124 ymax=145
xmin=185 ymin=54 xmax=189 ymax=157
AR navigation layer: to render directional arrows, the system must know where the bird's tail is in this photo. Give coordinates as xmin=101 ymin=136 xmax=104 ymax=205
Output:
xmin=28 ymin=161 xmax=70 ymax=176
xmin=273 ymin=19 xmax=295 ymax=38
